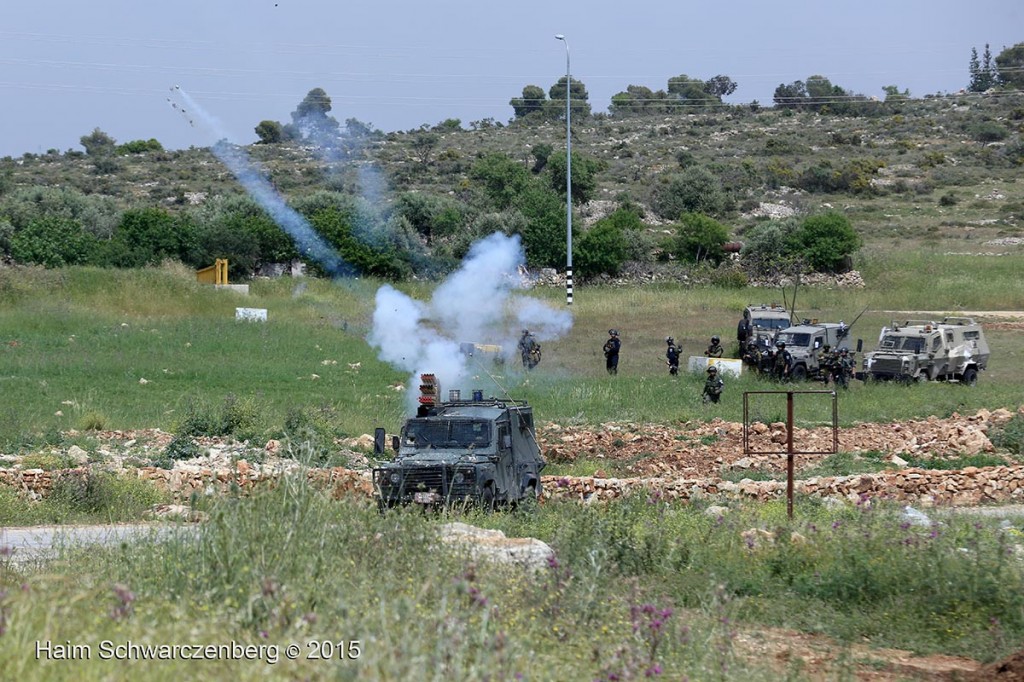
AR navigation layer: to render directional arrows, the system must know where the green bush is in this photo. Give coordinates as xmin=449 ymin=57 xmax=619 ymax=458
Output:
xmin=990 ymin=414 xmax=1024 ymax=454
xmin=967 ymin=121 xmax=1009 ymax=143
xmin=46 ymin=470 xmax=164 ymax=519
xmin=9 ymin=217 xmax=98 ymax=267
xmin=651 ymin=167 xmax=730 ymax=220
xmin=164 ymin=433 xmax=200 ymax=461
xmin=786 ymin=212 xmax=862 ymax=272
xmin=19 ymin=452 xmax=78 ymax=471
xmin=665 ymin=213 xmax=729 ymax=265
xmin=575 ymin=221 xmax=628 ymax=278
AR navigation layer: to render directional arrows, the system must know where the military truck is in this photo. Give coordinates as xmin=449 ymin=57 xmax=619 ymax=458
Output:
xmin=860 ymin=317 xmax=989 ymax=384
xmin=373 ymin=375 xmax=545 ymax=509
xmin=738 ymin=304 xmax=792 ymax=370
xmin=773 ymin=322 xmax=852 ymax=381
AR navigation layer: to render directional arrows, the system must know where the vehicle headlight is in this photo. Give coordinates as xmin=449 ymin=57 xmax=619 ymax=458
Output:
xmin=453 ymin=472 xmax=465 ymax=484
xmin=389 ymin=472 xmax=401 ymax=484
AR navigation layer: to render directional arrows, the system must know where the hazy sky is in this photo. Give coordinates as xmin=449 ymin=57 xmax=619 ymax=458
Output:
xmin=2 ymin=0 xmax=1021 ymax=158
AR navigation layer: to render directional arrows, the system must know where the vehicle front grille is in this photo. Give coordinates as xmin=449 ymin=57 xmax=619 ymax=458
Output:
xmin=868 ymin=356 xmax=904 ymax=376
xmin=374 ymin=465 xmax=477 ymax=503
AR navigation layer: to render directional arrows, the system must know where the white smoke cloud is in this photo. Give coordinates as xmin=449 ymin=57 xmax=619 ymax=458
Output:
xmin=368 ymin=232 xmax=573 ymax=412
xmin=168 ymin=86 xmax=350 ymax=276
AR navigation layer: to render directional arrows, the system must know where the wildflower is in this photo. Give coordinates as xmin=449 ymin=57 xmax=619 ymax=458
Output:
xmin=109 ymin=583 xmax=135 ymax=621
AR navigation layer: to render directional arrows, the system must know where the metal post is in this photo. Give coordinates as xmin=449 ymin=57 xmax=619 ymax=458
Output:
xmin=555 ymin=34 xmax=572 ymax=305
xmin=786 ymin=391 xmax=794 ymax=520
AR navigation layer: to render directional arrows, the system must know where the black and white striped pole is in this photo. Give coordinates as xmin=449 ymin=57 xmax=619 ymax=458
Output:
xmin=556 ymin=33 xmax=573 ymax=306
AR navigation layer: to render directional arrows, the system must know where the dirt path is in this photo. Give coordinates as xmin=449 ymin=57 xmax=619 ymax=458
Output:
xmin=880 ymin=310 xmax=1024 ymax=319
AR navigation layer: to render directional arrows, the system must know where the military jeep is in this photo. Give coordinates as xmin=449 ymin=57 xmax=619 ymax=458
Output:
xmin=739 ymin=304 xmax=792 ymax=370
xmin=373 ymin=380 xmax=545 ymax=509
xmin=773 ymin=322 xmax=852 ymax=381
xmin=860 ymin=317 xmax=989 ymax=384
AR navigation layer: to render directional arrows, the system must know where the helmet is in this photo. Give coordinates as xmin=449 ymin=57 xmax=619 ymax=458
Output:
xmin=840 ymin=347 xmax=849 ymax=354
xmin=711 ymin=335 xmax=720 ymax=344
xmin=609 ymin=329 xmax=619 ymax=336
xmin=707 ymin=365 xmax=718 ymax=373
xmin=776 ymin=341 xmax=785 ymax=349
xmin=522 ymin=329 xmax=529 ymax=334
xmin=665 ymin=336 xmax=674 ymax=344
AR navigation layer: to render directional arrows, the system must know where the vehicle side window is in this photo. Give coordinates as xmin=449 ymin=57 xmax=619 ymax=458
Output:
xmin=518 ymin=412 xmax=534 ymax=432
xmin=945 ymin=332 xmax=954 ymax=345
xmin=964 ymin=331 xmax=980 ymax=340
xmin=498 ymin=425 xmax=510 ymax=449
xmin=931 ymin=336 xmax=942 ymax=352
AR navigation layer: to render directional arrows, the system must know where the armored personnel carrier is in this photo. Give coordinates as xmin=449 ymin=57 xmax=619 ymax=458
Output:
xmin=373 ymin=375 xmax=545 ymax=509
xmin=860 ymin=317 xmax=989 ymax=384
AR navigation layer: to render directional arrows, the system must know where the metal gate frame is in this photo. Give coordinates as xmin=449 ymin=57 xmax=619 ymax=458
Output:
xmin=742 ymin=390 xmax=838 ymax=519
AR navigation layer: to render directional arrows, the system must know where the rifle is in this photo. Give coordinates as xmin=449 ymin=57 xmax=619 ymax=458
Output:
xmin=838 ymin=305 xmax=869 ymax=341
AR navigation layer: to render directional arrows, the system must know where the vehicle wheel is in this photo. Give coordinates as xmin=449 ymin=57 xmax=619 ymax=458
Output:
xmin=481 ymin=483 xmax=496 ymax=511
xmin=961 ymin=367 xmax=978 ymax=386
xmin=517 ymin=483 xmax=540 ymax=511
xmin=790 ymin=364 xmax=807 ymax=382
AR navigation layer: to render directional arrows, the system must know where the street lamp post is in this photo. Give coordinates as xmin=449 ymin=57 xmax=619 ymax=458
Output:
xmin=555 ymin=34 xmax=572 ymax=305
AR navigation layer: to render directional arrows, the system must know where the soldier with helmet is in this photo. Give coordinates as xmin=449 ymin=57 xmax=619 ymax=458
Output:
xmin=705 ymin=335 xmax=724 ymax=358
xmin=773 ymin=341 xmax=793 ymax=382
xmin=518 ymin=329 xmax=541 ymax=370
xmin=603 ymin=329 xmax=621 ymax=375
xmin=702 ymin=365 xmax=724 ymax=404
xmin=836 ymin=347 xmax=855 ymax=389
xmin=665 ymin=336 xmax=681 ymax=376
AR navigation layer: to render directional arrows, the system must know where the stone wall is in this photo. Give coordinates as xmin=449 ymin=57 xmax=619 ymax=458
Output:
xmin=2 ymin=462 xmax=1022 ymax=507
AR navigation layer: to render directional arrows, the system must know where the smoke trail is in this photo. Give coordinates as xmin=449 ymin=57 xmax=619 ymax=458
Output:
xmin=168 ymin=86 xmax=351 ymax=276
xmin=368 ymin=232 xmax=573 ymax=412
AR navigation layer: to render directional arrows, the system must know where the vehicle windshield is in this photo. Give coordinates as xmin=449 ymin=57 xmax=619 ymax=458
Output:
xmin=879 ymin=335 xmax=925 ymax=352
xmin=775 ymin=332 xmax=812 ymax=347
xmin=404 ymin=419 xmax=491 ymax=448
xmin=753 ymin=317 xmax=790 ymax=331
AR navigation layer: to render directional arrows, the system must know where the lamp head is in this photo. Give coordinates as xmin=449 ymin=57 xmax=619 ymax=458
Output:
xmin=555 ymin=34 xmax=565 ymax=40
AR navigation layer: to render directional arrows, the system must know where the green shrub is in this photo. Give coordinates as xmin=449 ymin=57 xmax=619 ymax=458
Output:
xmin=46 ymin=470 xmax=164 ymax=520
xmin=786 ymin=212 xmax=862 ymax=272
xmin=9 ymin=217 xmax=98 ymax=267
xmin=76 ymin=411 xmax=109 ymax=431
xmin=990 ymin=414 xmax=1024 ymax=454
xmin=165 ymin=433 xmax=200 ymax=461
xmin=575 ymin=221 xmax=628 ymax=278
xmin=665 ymin=213 xmax=729 ymax=265
xmin=967 ymin=121 xmax=1009 ymax=143
xmin=18 ymin=452 xmax=77 ymax=471
xmin=651 ymin=167 xmax=730 ymax=220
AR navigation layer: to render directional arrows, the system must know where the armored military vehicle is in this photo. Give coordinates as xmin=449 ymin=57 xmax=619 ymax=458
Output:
xmin=860 ymin=317 xmax=989 ymax=384
xmin=739 ymin=304 xmax=792 ymax=370
xmin=373 ymin=375 xmax=545 ymax=509
xmin=773 ymin=322 xmax=852 ymax=381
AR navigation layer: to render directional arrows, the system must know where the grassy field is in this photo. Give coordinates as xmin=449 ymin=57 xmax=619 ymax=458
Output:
xmin=2 ymin=251 xmax=1022 ymax=450
xmin=2 ymin=258 xmax=1024 ymax=679
xmin=1 ymin=476 xmax=1022 ymax=680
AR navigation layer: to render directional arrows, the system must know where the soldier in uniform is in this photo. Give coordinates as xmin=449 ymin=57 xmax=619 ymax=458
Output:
xmin=737 ymin=310 xmax=751 ymax=347
xmin=773 ymin=341 xmax=792 ymax=382
xmin=836 ymin=347 xmax=855 ymax=389
xmin=702 ymin=365 xmax=724 ymax=404
xmin=603 ymin=329 xmax=621 ymax=375
xmin=705 ymin=335 xmax=724 ymax=358
xmin=665 ymin=337 xmax=680 ymax=376
xmin=819 ymin=344 xmax=834 ymax=385
xmin=518 ymin=329 xmax=541 ymax=370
